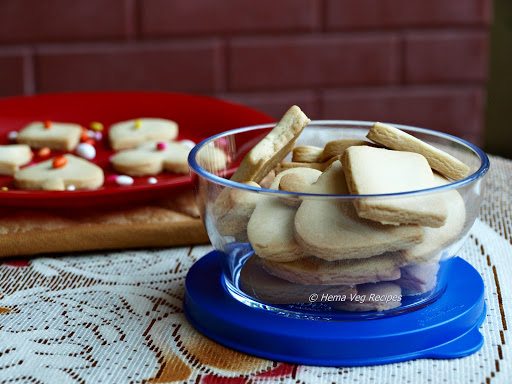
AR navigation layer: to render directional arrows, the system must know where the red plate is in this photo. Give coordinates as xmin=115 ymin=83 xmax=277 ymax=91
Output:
xmin=0 ymin=92 xmax=274 ymax=208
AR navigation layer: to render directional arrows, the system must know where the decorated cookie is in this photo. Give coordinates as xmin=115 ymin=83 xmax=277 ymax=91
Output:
xmin=0 ymin=144 xmax=32 ymax=175
xmin=108 ymin=118 xmax=178 ymax=151
xmin=14 ymin=154 xmax=104 ymax=191
xmin=17 ymin=121 xmax=82 ymax=151
xmin=367 ymin=122 xmax=470 ymax=181
xmin=262 ymin=251 xmax=406 ymax=285
xmin=342 ymin=146 xmax=448 ymax=227
xmin=240 ymin=255 xmax=356 ymax=304
xmin=330 ymin=282 xmax=402 ymax=312
xmin=111 ymin=141 xmax=190 ymax=176
xmin=294 ymin=161 xmax=423 ymax=261
xmin=230 ymin=105 xmax=310 ymax=183
xmin=247 ymin=167 xmax=322 ymax=262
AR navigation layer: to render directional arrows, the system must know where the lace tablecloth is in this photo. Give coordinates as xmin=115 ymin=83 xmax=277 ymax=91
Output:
xmin=0 ymin=155 xmax=510 ymax=384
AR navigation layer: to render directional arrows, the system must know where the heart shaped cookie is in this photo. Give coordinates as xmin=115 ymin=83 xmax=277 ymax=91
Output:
xmin=14 ymin=154 xmax=104 ymax=191
xmin=108 ymin=118 xmax=178 ymax=150
xmin=17 ymin=121 xmax=82 ymax=151
xmin=0 ymin=144 xmax=32 ymax=175
xmin=294 ymin=161 xmax=423 ymax=261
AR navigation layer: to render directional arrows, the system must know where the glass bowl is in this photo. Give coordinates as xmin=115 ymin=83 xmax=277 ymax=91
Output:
xmin=188 ymin=121 xmax=489 ymax=320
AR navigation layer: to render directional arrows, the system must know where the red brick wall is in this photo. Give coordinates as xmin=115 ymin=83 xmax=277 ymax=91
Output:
xmin=0 ymin=0 xmax=491 ymax=144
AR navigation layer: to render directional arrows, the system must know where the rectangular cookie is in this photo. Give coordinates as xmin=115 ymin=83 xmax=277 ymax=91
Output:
xmin=342 ymin=146 xmax=448 ymax=228
xmin=230 ymin=105 xmax=310 ymax=183
xmin=367 ymin=122 xmax=470 ymax=181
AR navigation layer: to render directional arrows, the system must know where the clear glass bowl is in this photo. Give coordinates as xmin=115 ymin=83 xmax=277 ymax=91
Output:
xmin=188 ymin=121 xmax=489 ymax=320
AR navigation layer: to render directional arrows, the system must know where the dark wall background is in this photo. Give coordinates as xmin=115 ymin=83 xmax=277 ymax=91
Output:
xmin=485 ymin=0 xmax=512 ymax=158
xmin=0 ymin=0 xmax=491 ymax=146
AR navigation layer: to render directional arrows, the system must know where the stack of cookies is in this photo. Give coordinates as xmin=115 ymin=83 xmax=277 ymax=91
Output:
xmin=211 ymin=106 xmax=469 ymax=312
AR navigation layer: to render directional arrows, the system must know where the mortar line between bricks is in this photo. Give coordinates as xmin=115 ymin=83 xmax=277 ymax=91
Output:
xmin=217 ymin=38 xmax=228 ymax=93
xmin=124 ymin=0 xmax=138 ymax=40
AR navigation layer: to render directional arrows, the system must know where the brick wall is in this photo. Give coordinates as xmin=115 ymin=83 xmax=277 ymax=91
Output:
xmin=0 ymin=0 xmax=491 ymax=144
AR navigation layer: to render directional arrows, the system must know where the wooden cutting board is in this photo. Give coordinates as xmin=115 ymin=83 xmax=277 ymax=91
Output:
xmin=0 ymin=188 xmax=209 ymax=258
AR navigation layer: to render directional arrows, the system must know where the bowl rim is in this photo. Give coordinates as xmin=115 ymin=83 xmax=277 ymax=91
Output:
xmin=188 ymin=120 xmax=490 ymax=198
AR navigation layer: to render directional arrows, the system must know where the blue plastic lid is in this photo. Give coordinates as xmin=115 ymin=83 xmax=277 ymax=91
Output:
xmin=184 ymin=252 xmax=485 ymax=367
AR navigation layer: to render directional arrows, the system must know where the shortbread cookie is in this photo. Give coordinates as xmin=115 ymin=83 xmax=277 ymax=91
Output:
xmin=367 ymin=122 xmax=470 ymax=181
xmin=196 ymin=146 xmax=228 ymax=173
xmin=330 ymin=282 xmax=402 ymax=312
xmin=295 ymin=161 xmax=423 ymax=261
xmin=14 ymin=154 xmax=104 ymax=191
xmin=17 ymin=121 xmax=82 ymax=151
xmin=111 ymin=141 xmax=190 ymax=176
xmin=342 ymin=146 xmax=447 ymax=227
xmin=0 ymin=145 xmax=32 ymax=175
xmin=275 ymin=155 xmax=340 ymax=174
xmin=277 ymin=171 xmax=319 ymax=206
xmin=403 ymin=173 xmax=466 ymax=263
xmin=247 ymin=168 xmax=322 ymax=262
xmin=262 ymin=252 xmax=406 ymax=285
xmin=240 ymin=255 xmax=356 ymax=304
xmin=321 ymin=139 xmax=369 ymax=162
xmin=109 ymin=118 xmax=178 ymax=151
xmin=213 ymin=181 xmax=260 ymax=237
xmin=230 ymin=105 xmax=310 ymax=183
xmin=396 ymin=262 xmax=439 ymax=295
xmin=292 ymin=145 xmax=323 ymax=163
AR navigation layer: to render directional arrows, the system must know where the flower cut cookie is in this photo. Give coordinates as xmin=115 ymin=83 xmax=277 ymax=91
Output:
xmin=108 ymin=118 xmax=178 ymax=151
xmin=17 ymin=121 xmax=82 ymax=151
xmin=111 ymin=141 xmax=190 ymax=176
xmin=0 ymin=144 xmax=32 ymax=175
xmin=14 ymin=154 xmax=104 ymax=191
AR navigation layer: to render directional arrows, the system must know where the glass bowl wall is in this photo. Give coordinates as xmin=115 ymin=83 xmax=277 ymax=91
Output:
xmin=188 ymin=121 xmax=489 ymax=320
